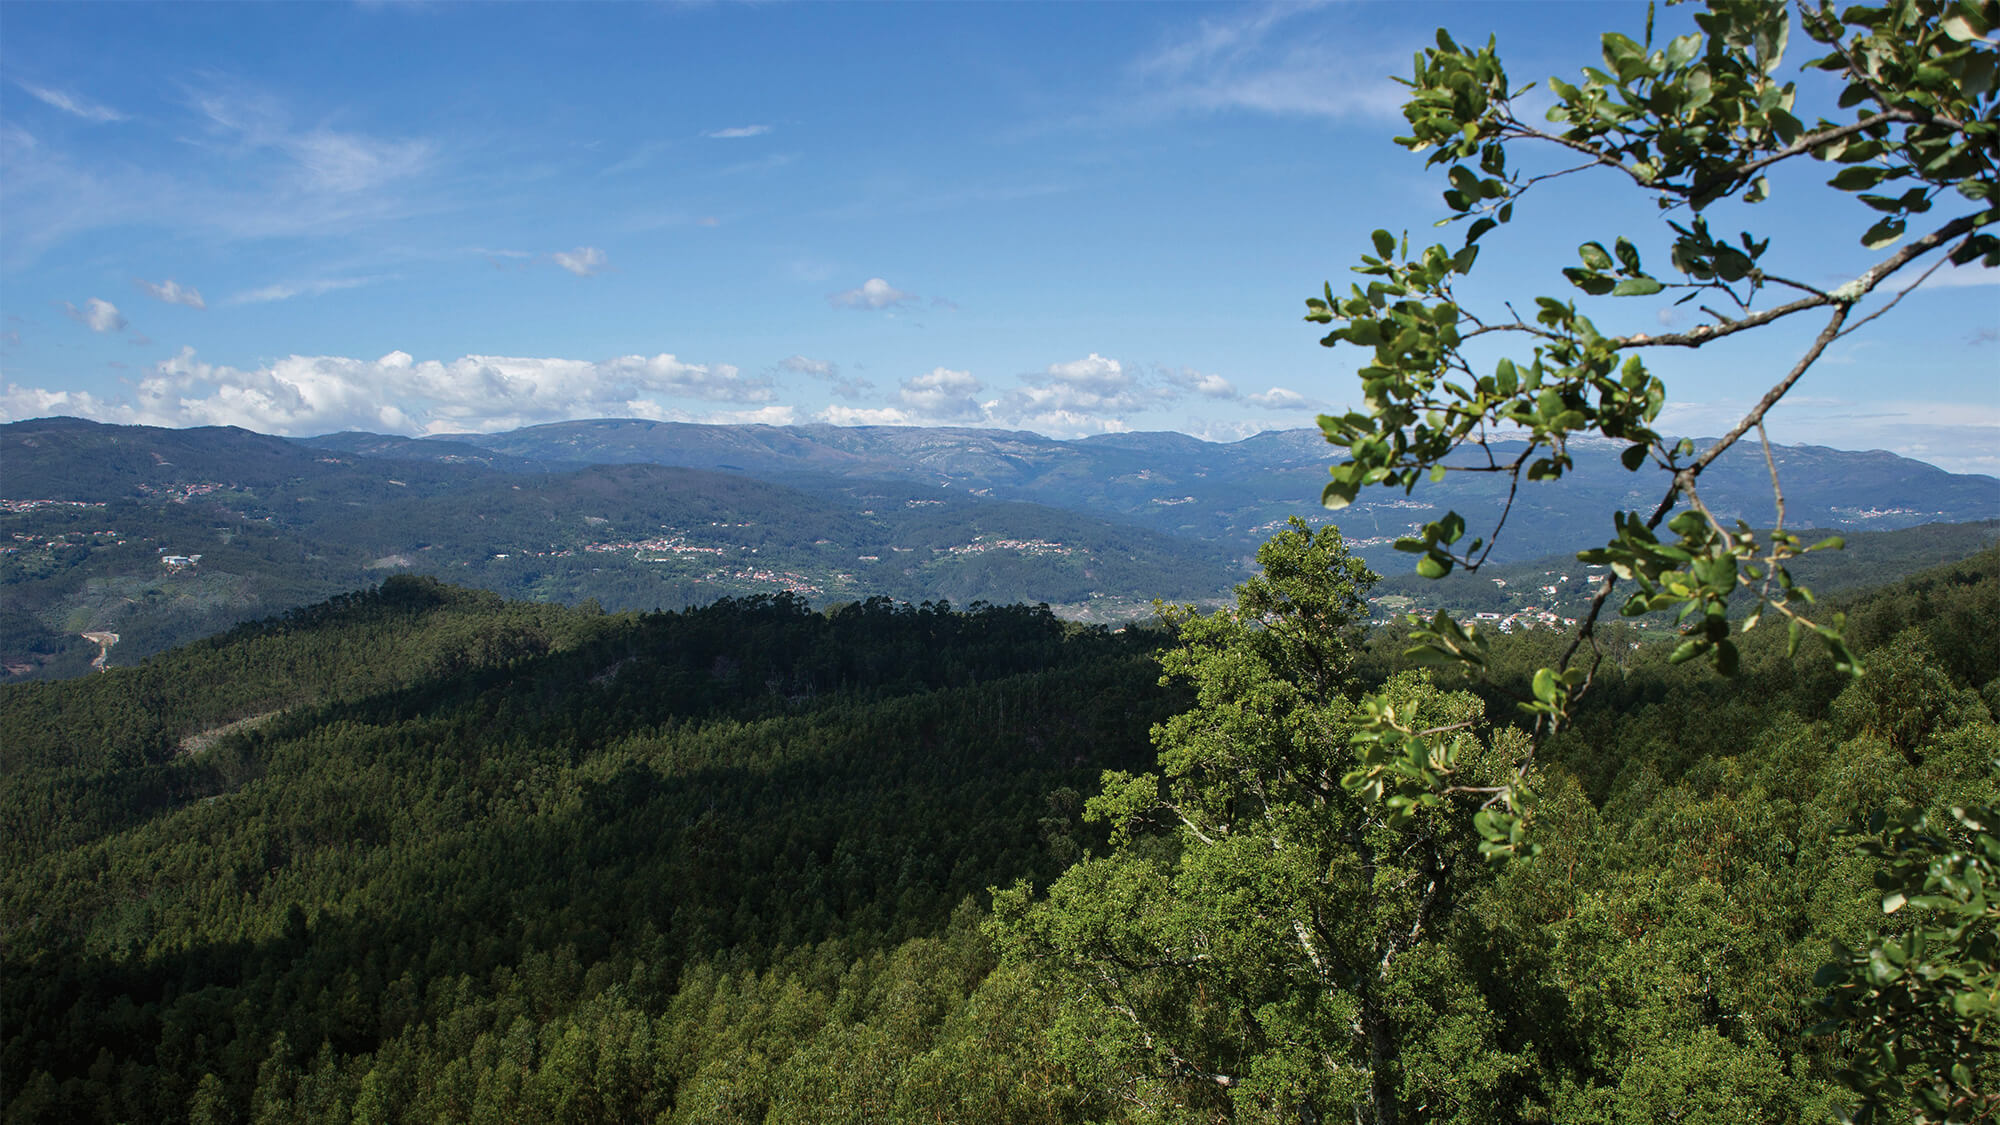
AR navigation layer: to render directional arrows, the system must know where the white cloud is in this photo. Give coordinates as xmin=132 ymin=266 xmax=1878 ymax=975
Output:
xmin=1 ymin=383 xmax=127 ymax=423
xmin=552 ymin=246 xmax=609 ymax=276
xmin=1245 ymin=386 xmax=1310 ymax=410
xmin=15 ymin=81 xmax=126 ymax=123
xmin=0 ymin=347 xmax=777 ymax=436
xmin=1179 ymin=417 xmax=1276 ymax=443
xmin=817 ymin=404 xmax=914 ymax=426
xmin=63 ymin=298 xmax=127 ymax=334
xmin=899 ymin=367 xmax=987 ymax=421
xmin=622 ymin=402 xmax=797 ymax=427
xmin=705 ymin=124 xmax=772 ymax=139
xmin=992 ymin=353 xmax=1170 ymax=426
xmin=1163 ymin=366 xmax=1239 ymax=399
xmin=135 ymin=278 xmax=207 ymax=309
xmin=830 ymin=277 xmax=917 ymax=310
xmin=228 ymin=277 xmax=379 ymax=305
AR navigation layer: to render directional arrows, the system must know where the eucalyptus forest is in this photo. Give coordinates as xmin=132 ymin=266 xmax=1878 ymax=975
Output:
xmin=5 ymin=0 xmax=1998 ymax=1122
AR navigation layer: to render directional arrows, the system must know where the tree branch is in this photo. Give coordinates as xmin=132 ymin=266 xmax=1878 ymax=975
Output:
xmin=1611 ymin=208 xmax=1993 ymax=351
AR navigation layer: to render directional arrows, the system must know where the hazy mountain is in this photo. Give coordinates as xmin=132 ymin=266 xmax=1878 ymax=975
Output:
xmin=6 ymin=416 xmax=1996 ymax=681
xmin=0 ymin=419 xmax=1237 ymax=679
xmin=397 ymin=419 xmax=2000 ymax=564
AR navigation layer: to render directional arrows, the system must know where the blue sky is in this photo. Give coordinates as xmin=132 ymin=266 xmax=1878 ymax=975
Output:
xmin=2 ymin=1 xmax=1994 ymax=473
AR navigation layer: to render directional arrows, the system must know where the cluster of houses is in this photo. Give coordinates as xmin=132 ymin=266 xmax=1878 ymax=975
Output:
xmin=135 ymin=482 xmax=225 ymax=503
xmin=584 ymin=535 xmax=726 ymax=560
xmin=936 ymin=536 xmax=1071 ymax=558
xmin=1471 ymin=608 xmax=1581 ymax=633
xmin=2 ymin=498 xmax=105 ymax=514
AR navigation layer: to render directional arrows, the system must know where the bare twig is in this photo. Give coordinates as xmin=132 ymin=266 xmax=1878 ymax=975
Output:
xmin=1835 ymin=254 xmax=1953 ymax=340
xmin=1694 ymin=303 xmax=1852 ymax=473
xmin=1757 ymin=420 xmax=1785 ymax=535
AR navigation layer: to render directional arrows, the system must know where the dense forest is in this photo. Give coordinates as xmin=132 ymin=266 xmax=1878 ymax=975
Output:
xmin=4 ymin=532 xmax=1995 ymax=1122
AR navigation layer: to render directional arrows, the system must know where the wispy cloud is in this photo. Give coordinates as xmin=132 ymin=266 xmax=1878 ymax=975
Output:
xmin=1163 ymin=366 xmax=1239 ymax=399
xmin=15 ymin=80 xmax=126 ymax=123
xmin=63 ymin=298 xmax=127 ymax=333
xmin=135 ymin=278 xmax=206 ymax=309
xmin=1919 ymin=262 xmax=2000 ymax=290
xmin=192 ymin=85 xmax=431 ymax=195
xmin=5 ymin=78 xmax=441 ymax=265
xmin=1126 ymin=4 xmax=1406 ymax=122
xmin=552 ymin=246 xmax=608 ymax=277
xmin=704 ymin=124 xmax=771 ymax=139
xmin=780 ymin=355 xmax=876 ymax=400
xmin=228 ymin=277 xmax=379 ymax=305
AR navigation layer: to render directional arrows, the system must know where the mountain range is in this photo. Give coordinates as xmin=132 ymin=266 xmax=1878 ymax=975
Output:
xmin=3 ymin=415 xmax=1996 ymax=679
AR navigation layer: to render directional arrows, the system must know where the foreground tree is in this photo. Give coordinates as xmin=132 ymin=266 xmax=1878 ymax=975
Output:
xmin=1309 ymin=0 xmax=1997 ymax=846
xmin=1300 ymin=0 xmax=1999 ymax=1113
xmin=992 ymin=521 xmax=1527 ymax=1123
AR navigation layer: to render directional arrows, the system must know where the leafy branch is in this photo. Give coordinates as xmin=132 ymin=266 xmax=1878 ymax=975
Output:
xmin=1305 ymin=0 xmax=1998 ymax=862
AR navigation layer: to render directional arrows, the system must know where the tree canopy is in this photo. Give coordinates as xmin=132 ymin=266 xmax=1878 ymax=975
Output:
xmin=1299 ymin=0 xmax=1998 ymax=1114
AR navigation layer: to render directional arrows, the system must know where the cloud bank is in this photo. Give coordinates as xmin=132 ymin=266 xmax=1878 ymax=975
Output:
xmin=1 ymin=348 xmax=780 ymax=437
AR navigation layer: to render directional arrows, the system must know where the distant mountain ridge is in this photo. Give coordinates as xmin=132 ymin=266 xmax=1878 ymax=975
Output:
xmin=376 ymin=418 xmax=2000 ymax=562
xmin=0 ymin=418 xmax=1239 ymax=679
xmin=4 ymin=415 xmax=1996 ymax=681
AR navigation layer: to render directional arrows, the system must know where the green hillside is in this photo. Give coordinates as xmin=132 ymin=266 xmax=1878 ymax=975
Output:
xmin=4 ymin=547 xmax=1994 ymax=1123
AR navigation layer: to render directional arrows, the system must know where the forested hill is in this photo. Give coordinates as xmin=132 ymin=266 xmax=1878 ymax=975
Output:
xmin=3 ymin=551 xmax=1995 ymax=1123
xmin=2 ymin=579 xmax=1176 ymax=1123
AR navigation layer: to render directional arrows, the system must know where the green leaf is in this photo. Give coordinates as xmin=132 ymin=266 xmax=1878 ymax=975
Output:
xmin=1416 ymin=554 xmax=1451 ymax=579
xmin=1532 ymin=667 xmax=1559 ymax=704
xmin=1578 ymin=241 xmax=1613 ymax=270
xmin=1829 ymin=165 xmax=1890 ymax=191
xmin=1372 ymin=229 xmax=1397 ymax=258
xmin=1861 ymin=216 xmax=1906 ymax=249
xmin=1940 ymin=13 xmax=1985 ymax=41
xmin=1614 ymin=236 xmax=1642 ymax=274
xmin=1665 ymin=32 xmax=1701 ymax=68
xmin=1611 ymin=277 xmax=1664 ymax=296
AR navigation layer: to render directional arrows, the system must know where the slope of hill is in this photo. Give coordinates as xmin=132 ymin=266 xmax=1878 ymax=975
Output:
xmin=5 ymin=555 xmax=1994 ymax=1123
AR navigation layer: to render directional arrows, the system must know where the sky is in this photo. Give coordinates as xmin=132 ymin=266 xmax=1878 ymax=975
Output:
xmin=2 ymin=1 xmax=1995 ymax=473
